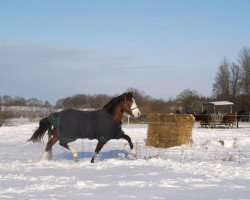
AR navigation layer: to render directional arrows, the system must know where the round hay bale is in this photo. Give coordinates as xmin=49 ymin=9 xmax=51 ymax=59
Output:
xmin=146 ymin=113 xmax=195 ymax=148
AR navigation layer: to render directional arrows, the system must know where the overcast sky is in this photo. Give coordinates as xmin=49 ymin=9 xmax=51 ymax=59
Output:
xmin=1 ymin=0 xmax=250 ymax=104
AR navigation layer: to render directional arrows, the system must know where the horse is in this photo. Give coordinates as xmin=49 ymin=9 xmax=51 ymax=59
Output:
xmin=193 ymin=110 xmax=211 ymax=127
xmin=236 ymin=109 xmax=249 ymax=128
xmin=222 ymin=113 xmax=237 ymax=127
xmin=28 ymin=92 xmax=141 ymax=163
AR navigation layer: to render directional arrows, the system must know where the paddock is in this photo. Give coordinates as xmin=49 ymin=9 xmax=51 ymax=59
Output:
xmin=1 ymin=119 xmax=250 ymax=199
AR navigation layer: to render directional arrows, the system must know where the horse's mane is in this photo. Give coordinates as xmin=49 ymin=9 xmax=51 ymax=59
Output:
xmin=103 ymin=95 xmax=121 ymax=110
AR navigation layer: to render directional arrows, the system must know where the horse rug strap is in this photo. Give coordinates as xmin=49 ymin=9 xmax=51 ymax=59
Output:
xmin=48 ymin=109 xmax=124 ymax=145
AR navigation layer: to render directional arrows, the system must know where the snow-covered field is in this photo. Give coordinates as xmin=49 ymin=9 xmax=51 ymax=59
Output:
xmin=1 ymin=121 xmax=250 ymax=200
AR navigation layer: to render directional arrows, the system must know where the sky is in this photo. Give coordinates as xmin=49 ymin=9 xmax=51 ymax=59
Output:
xmin=1 ymin=0 xmax=250 ymax=104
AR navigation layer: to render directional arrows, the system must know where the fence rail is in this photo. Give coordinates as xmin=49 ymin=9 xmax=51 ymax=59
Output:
xmin=125 ymin=113 xmax=250 ymax=128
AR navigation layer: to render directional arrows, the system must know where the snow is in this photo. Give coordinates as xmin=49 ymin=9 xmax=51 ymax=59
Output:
xmin=0 ymin=121 xmax=250 ymax=199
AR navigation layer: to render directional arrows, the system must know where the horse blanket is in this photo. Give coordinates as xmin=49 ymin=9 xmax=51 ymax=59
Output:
xmin=48 ymin=109 xmax=124 ymax=144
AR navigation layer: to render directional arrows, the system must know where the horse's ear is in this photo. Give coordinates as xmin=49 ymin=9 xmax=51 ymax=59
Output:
xmin=126 ymin=92 xmax=134 ymax=98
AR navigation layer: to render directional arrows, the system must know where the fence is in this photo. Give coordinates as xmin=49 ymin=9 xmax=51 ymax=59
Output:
xmin=125 ymin=113 xmax=250 ymax=128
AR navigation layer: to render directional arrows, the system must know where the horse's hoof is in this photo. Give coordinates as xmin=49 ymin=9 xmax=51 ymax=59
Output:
xmin=40 ymin=151 xmax=52 ymax=161
xmin=91 ymin=153 xmax=98 ymax=163
xmin=73 ymin=155 xmax=78 ymax=162
xmin=131 ymin=148 xmax=137 ymax=157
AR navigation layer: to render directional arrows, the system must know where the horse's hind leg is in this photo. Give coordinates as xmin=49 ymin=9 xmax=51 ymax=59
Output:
xmin=47 ymin=132 xmax=53 ymax=159
xmin=40 ymin=129 xmax=58 ymax=161
xmin=60 ymin=143 xmax=78 ymax=161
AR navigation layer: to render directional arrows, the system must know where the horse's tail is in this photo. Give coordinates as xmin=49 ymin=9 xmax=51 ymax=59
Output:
xmin=28 ymin=117 xmax=52 ymax=143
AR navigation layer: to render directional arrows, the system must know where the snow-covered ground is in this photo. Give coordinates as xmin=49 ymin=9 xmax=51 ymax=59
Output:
xmin=0 ymin=121 xmax=250 ymax=199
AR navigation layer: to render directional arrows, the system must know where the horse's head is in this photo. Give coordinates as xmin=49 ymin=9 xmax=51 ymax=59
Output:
xmin=121 ymin=92 xmax=141 ymax=118
xmin=103 ymin=92 xmax=141 ymax=119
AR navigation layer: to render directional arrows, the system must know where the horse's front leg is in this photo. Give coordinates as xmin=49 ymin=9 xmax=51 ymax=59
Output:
xmin=91 ymin=141 xmax=105 ymax=163
xmin=60 ymin=143 xmax=78 ymax=162
xmin=121 ymin=133 xmax=137 ymax=157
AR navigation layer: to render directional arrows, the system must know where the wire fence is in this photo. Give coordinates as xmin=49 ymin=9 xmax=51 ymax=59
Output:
xmin=125 ymin=113 xmax=250 ymax=128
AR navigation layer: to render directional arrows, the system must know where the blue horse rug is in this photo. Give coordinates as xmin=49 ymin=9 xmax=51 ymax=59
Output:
xmin=48 ymin=109 xmax=124 ymax=144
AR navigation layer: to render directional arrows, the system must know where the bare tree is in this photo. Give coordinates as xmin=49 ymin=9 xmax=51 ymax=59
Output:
xmin=2 ymin=95 xmax=13 ymax=106
xmin=238 ymin=47 xmax=250 ymax=95
xmin=27 ymin=98 xmax=43 ymax=106
xmin=44 ymin=101 xmax=52 ymax=108
xmin=230 ymin=62 xmax=240 ymax=98
xmin=13 ymin=96 xmax=27 ymax=106
xmin=213 ymin=58 xmax=231 ymax=100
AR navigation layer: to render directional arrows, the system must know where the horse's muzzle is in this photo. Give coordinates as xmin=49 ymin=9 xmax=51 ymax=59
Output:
xmin=131 ymin=108 xmax=141 ymax=118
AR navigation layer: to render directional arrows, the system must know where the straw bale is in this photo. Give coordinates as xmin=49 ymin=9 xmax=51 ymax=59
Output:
xmin=146 ymin=114 xmax=195 ymax=148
